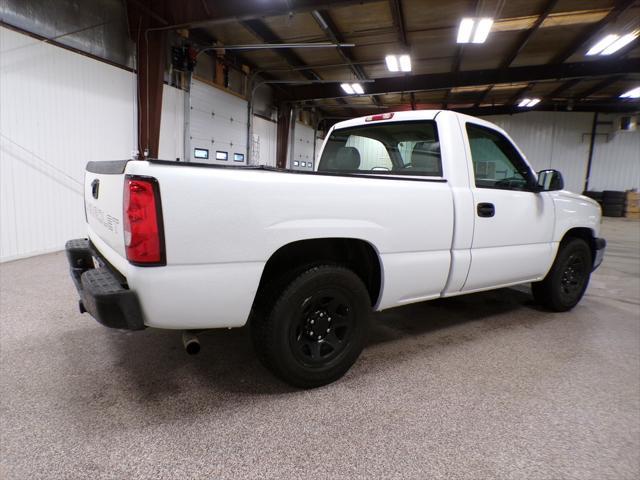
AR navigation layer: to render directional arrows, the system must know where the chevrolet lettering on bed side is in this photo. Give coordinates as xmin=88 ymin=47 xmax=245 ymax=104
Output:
xmin=86 ymin=203 xmax=119 ymax=235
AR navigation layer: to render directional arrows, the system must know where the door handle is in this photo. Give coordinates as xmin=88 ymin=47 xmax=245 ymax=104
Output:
xmin=477 ymin=202 xmax=495 ymax=217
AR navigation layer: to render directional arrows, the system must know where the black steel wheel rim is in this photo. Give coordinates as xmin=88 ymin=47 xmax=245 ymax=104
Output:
xmin=289 ymin=288 xmax=354 ymax=367
xmin=560 ymin=253 xmax=587 ymax=297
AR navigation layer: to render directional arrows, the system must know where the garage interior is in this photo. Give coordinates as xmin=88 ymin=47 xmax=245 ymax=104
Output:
xmin=1 ymin=0 xmax=639 ymax=478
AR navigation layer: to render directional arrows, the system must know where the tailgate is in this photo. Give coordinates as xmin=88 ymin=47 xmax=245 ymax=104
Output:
xmin=84 ymin=160 xmax=128 ymax=258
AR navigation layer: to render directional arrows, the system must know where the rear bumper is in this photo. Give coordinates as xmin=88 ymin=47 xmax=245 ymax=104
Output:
xmin=593 ymin=237 xmax=606 ymax=271
xmin=65 ymin=238 xmax=145 ymax=330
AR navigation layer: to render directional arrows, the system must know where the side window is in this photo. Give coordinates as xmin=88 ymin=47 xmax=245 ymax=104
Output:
xmin=466 ymin=123 xmax=534 ymax=190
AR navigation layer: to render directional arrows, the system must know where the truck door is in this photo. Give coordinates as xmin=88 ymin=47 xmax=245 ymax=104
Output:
xmin=462 ymin=122 xmax=555 ymax=292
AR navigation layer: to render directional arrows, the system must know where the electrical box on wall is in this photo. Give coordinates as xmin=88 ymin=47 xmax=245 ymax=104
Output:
xmin=619 ymin=116 xmax=637 ymax=132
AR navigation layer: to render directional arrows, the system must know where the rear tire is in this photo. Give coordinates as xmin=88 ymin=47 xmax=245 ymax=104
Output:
xmin=532 ymin=238 xmax=592 ymax=312
xmin=251 ymin=265 xmax=371 ymax=388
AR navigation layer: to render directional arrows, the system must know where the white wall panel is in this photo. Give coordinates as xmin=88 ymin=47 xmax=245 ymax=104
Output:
xmin=189 ymin=78 xmax=248 ymax=164
xmin=483 ymin=111 xmax=593 ymax=193
xmin=588 ymin=114 xmax=640 ymax=191
xmin=0 ymin=26 xmax=137 ymax=262
xmin=158 ymin=84 xmax=185 ymax=161
xmin=251 ymin=116 xmax=277 ymax=167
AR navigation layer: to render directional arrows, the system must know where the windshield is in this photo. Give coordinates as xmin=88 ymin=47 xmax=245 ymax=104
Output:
xmin=317 ymin=120 xmax=442 ymax=176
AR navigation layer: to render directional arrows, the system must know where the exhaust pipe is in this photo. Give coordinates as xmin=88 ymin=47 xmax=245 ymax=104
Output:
xmin=182 ymin=331 xmax=200 ymax=355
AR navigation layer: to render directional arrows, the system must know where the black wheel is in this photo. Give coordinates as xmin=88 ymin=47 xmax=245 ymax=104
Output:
xmin=251 ymin=265 xmax=371 ymax=388
xmin=532 ymin=238 xmax=593 ymax=312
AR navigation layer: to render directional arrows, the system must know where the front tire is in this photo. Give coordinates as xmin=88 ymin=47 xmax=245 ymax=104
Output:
xmin=532 ymin=238 xmax=593 ymax=312
xmin=251 ymin=265 xmax=371 ymax=388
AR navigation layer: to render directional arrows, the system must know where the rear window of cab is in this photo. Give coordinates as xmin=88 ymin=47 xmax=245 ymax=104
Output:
xmin=317 ymin=121 xmax=442 ymax=177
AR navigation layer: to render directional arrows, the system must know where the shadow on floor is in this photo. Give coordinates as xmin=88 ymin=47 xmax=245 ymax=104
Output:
xmin=53 ymin=285 xmax=556 ymax=423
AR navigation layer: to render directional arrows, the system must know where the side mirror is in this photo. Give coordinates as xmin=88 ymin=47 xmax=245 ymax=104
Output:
xmin=536 ymin=169 xmax=564 ymax=191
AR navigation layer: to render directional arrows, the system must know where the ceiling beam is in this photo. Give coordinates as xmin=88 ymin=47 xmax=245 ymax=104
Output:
xmin=240 ymin=19 xmax=321 ymax=81
xmin=474 ymin=0 xmax=558 ymax=108
xmin=300 ymin=101 xmax=639 ymax=118
xmin=550 ymin=0 xmax=636 ymax=64
xmin=310 ymin=10 xmax=383 ymax=106
xmin=239 ymin=19 xmax=362 ymax=115
xmin=501 ymin=0 xmax=559 ymax=69
xmin=285 ymin=57 xmax=639 ymax=101
xmin=389 ymin=0 xmax=408 ymax=47
xmin=445 ymin=0 xmax=479 ymax=107
xmin=546 ymin=78 xmax=582 ymax=100
xmin=574 ymin=75 xmax=625 ymax=101
xmin=454 ymin=102 xmax=640 ymax=115
xmin=508 ymin=82 xmax=535 ymax=106
xmin=473 ymin=85 xmax=494 ymax=107
xmin=160 ymin=0 xmax=383 ymax=30
xmin=311 ymin=10 xmax=366 ymax=79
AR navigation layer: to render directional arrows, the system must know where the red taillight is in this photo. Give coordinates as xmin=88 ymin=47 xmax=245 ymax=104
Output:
xmin=365 ymin=112 xmax=394 ymax=122
xmin=123 ymin=177 xmax=164 ymax=265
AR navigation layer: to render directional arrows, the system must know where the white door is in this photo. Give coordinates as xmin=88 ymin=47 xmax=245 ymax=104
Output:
xmin=462 ymin=123 xmax=555 ymax=292
xmin=189 ymin=79 xmax=248 ymax=164
xmin=290 ymin=122 xmax=315 ymax=170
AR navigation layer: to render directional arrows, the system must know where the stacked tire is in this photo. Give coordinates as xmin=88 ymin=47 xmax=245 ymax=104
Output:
xmin=583 ymin=190 xmax=603 ymax=206
xmin=602 ymin=190 xmax=626 ymax=217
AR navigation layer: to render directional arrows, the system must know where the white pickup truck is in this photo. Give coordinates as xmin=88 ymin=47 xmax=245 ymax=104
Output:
xmin=66 ymin=110 xmax=605 ymax=388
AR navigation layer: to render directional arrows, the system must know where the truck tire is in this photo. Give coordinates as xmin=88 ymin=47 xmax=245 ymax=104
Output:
xmin=531 ymin=238 xmax=592 ymax=312
xmin=251 ymin=265 xmax=371 ymax=388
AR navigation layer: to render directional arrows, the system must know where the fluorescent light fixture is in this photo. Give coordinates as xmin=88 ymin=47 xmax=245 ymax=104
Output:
xmin=620 ymin=86 xmax=640 ymax=99
xmin=458 ymin=17 xmax=493 ymax=44
xmin=586 ymin=34 xmax=619 ymax=55
xmin=341 ymin=83 xmax=354 ymax=94
xmin=601 ymin=32 xmax=638 ymax=55
xmin=472 ymin=18 xmax=493 ymax=44
xmin=518 ymin=98 xmax=541 ymax=107
xmin=351 ymin=83 xmax=364 ymax=94
xmin=385 ymin=55 xmax=399 ymax=72
xmin=457 ymin=18 xmax=474 ymax=43
xmin=399 ymin=54 xmax=411 ymax=72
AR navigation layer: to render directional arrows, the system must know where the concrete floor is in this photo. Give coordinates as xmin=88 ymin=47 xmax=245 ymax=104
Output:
xmin=1 ymin=218 xmax=639 ymax=479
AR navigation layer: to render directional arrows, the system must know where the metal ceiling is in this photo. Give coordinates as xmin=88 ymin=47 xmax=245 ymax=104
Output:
xmin=172 ymin=0 xmax=640 ymax=117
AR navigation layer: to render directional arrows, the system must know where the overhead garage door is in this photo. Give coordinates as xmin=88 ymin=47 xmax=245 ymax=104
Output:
xmin=290 ymin=122 xmax=315 ymax=170
xmin=188 ymin=78 xmax=248 ymax=164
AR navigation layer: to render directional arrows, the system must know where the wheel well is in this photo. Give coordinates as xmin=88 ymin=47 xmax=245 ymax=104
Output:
xmin=561 ymin=227 xmax=596 ymax=262
xmin=256 ymin=238 xmax=382 ymax=307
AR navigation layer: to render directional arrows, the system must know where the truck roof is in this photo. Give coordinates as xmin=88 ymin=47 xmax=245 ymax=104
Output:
xmin=331 ymin=109 xmax=442 ymax=131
